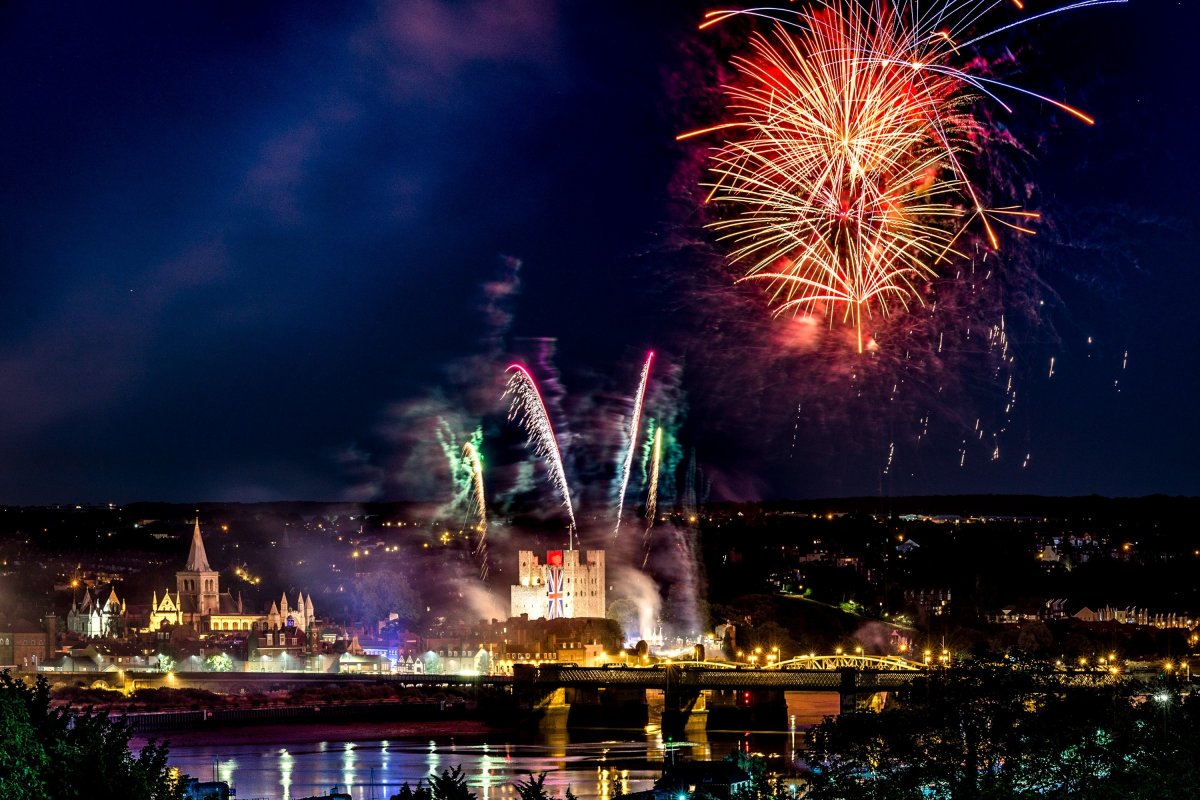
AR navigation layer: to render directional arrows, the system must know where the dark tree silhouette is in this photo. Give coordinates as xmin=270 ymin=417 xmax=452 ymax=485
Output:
xmin=0 ymin=671 xmax=183 ymax=800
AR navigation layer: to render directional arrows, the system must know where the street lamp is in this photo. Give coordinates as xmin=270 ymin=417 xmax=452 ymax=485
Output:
xmin=1155 ymin=691 xmax=1171 ymax=735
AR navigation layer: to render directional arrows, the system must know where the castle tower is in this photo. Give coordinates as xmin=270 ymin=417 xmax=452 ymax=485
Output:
xmin=510 ymin=549 xmax=606 ymax=620
xmin=177 ymin=519 xmax=220 ymax=630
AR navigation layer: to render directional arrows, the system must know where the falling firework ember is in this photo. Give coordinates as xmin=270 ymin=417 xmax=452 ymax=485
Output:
xmin=614 ymin=351 xmax=655 ymax=539
xmin=504 ymin=364 xmax=578 ymax=544
xmin=646 ymin=425 xmax=663 ymax=524
xmin=682 ymin=1 xmax=1115 ymax=352
xmin=462 ymin=441 xmax=488 ymax=578
xmin=642 ymin=425 xmax=663 ymax=567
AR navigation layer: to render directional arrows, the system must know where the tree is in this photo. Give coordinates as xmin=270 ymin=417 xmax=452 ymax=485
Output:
xmin=0 ymin=671 xmax=184 ymax=800
xmin=393 ymin=780 xmax=434 ymax=800
xmin=514 ymin=772 xmax=552 ymax=800
xmin=205 ymin=652 xmax=233 ymax=672
xmin=726 ymin=751 xmax=767 ymax=800
xmin=352 ymin=570 xmax=422 ymax=625
xmin=1015 ymin=622 xmax=1053 ymax=656
xmin=430 ymin=765 xmax=476 ymax=800
xmin=802 ymin=663 xmax=1200 ymax=800
xmin=0 ymin=684 xmax=46 ymax=800
xmin=514 ymin=771 xmax=577 ymax=800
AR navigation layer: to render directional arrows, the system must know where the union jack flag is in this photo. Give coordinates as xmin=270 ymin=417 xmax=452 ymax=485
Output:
xmin=546 ymin=567 xmax=564 ymax=619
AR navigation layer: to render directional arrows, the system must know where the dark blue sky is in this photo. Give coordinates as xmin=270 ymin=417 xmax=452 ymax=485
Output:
xmin=0 ymin=1 xmax=1195 ymax=503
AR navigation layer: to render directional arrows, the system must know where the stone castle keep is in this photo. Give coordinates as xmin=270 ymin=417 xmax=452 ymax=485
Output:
xmin=510 ymin=549 xmax=605 ymax=620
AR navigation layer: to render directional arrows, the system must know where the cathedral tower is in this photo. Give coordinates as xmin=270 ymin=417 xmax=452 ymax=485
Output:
xmin=177 ymin=519 xmax=220 ymax=630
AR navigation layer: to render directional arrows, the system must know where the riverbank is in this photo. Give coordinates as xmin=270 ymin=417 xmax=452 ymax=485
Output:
xmin=132 ymin=718 xmax=496 ymax=749
xmin=121 ymin=698 xmax=474 ymax=733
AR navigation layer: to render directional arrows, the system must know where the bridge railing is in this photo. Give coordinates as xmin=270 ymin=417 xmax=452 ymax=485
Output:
xmin=522 ymin=665 xmax=923 ymax=691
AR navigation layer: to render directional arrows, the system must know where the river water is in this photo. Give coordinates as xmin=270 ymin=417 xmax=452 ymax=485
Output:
xmin=141 ymin=693 xmax=839 ymax=800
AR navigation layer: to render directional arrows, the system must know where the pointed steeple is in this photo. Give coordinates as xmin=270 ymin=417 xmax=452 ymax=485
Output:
xmin=185 ymin=518 xmax=211 ymax=572
xmin=152 ymin=590 xmax=158 ymax=610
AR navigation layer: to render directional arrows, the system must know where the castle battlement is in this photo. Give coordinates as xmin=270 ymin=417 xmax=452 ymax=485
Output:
xmin=511 ymin=549 xmax=606 ymax=620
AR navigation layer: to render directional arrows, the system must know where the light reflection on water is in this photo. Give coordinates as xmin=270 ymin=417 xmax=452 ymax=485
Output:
xmin=156 ymin=693 xmax=838 ymax=800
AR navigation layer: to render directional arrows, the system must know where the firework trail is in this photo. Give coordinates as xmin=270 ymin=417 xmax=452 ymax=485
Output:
xmin=642 ymin=425 xmax=663 ymax=568
xmin=462 ymin=441 xmax=488 ymax=579
xmin=435 ymin=419 xmax=467 ymax=503
xmin=682 ymin=1 xmax=1117 ymax=352
xmin=504 ymin=364 xmax=577 ymax=544
xmin=614 ymin=351 xmax=654 ymax=540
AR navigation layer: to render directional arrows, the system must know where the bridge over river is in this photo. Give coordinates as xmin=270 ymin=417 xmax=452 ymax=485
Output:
xmin=87 ymin=654 xmax=923 ymax=735
xmin=81 ymin=655 xmax=1145 ymax=736
xmin=504 ymin=655 xmax=926 ymax=734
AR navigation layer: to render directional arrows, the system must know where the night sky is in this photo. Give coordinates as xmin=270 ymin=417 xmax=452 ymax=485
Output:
xmin=1 ymin=1 xmax=1196 ymax=504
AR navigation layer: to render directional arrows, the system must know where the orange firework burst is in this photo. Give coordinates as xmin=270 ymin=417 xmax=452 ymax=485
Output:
xmin=683 ymin=2 xmax=1095 ymax=352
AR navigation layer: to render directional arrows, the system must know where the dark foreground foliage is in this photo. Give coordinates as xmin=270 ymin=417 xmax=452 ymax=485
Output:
xmin=803 ymin=664 xmax=1200 ymax=799
xmin=0 ymin=671 xmax=183 ymax=800
xmin=391 ymin=768 xmax=582 ymax=800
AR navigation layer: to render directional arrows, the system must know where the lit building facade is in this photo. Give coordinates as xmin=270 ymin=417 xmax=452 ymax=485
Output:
xmin=67 ymin=587 xmax=126 ymax=638
xmin=510 ymin=549 xmax=605 ymax=620
xmin=147 ymin=519 xmax=314 ymax=634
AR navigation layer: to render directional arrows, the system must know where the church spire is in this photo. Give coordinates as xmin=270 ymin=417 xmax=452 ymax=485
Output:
xmin=185 ymin=517 xmax=211 ymax=572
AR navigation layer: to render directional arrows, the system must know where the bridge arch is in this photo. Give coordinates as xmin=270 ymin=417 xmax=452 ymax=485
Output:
xmin=772 ymin=654 xmax=924 ymax=671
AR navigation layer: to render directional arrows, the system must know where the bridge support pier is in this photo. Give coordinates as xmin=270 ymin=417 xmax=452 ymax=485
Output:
xmin=566 ymin=686 xmax=649 ymax=729
xmin=533 ymin=686 xmax=571 ymax=731
xmin=838 ymin=667 xmax=858 ymax=715
xmin=662 ymin=689 xmax=708 ymax=739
